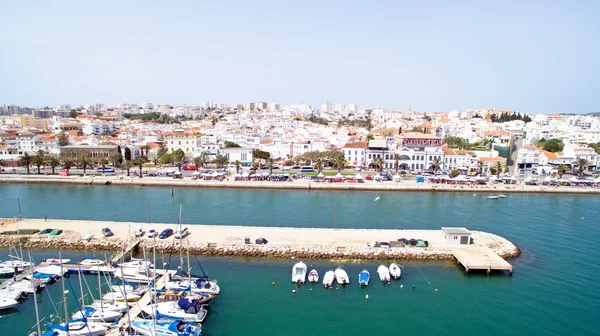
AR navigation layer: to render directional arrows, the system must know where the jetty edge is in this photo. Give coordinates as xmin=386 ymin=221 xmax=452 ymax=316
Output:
xmin=0 ymin=219 xmax=520 ymax=264
xmin=0 ymin=175 xmax=599 ymax=194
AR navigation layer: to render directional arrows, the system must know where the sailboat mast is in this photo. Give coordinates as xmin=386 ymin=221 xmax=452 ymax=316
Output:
xmin=178 ymin=203 xmax=183 ymax=274
xmin=97 ymin=260 xmax=103 ymax=311
xmin=152 ymin=224 xmax=158 ymax=336
xmin=59 ymin=250 xmax=69 ymax=336
xmin=28 ymin=251 xmax=42 ymax=336
xmin=77 ymin=264 xmax=85 ymax=306
xmin=15 ymin=219 xmax=24 ymax=263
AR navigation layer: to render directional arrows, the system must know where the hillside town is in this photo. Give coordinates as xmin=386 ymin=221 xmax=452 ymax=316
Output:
xmin=0 ymin=102 xmax=599 ymax=179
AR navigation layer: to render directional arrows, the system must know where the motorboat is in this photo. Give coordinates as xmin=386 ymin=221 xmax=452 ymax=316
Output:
xmin=377 ymin=265 xmax=390 ymax=282
xmin=0 ymin=298 xmax=18 ymax=310
xmin=8 ymin=279 xmax=45 ymax=294
xmin=142 ymin=298 xmax=208 ymax=323
xmin=83 ymin=233 xmax=94 ymax=242
xmin=72 ymin=306 xmax=122 ymax=322
xmin=0 ymin=259 xmax=33 ymax=272
xmin=90 ymin=300 xmax=130 ymax=313
xmin=78 ymin=258 xmax=105 ymax=266
xmin=291 ymin=262 xmax=307 ymax=284
xmin=487 ymin=195 xmax=499 ymax=199
xmin=114 ymin=268 xmax=154 ymax=284
xmin=358 ymin=270 xmax=370 ymax=287
xmin=165 ymin=278 xmax=220 ymax=296
xmin=43 ymin=258 xmax=71 ymax=265
xmin=34 ymin=265 xmax=68 ymax=278
xmin=102 ymin=291 xmax=141 ymax=302
xmin=117 ymin=258 xmax=153 ymax=269
xmin=44 ymin=321 xmax=108 ymax=336
xmin=156 ymin=290 xmax=215 ymax=305
xmin=0 ymin=287 xmax=27 ymax=301
xmin=334 ymin=268 xmax=349 ymax=285
xmin=322 ymin=271 xmax=335 ymax=287
xmin=498 ymin=195 xmax=507 ymax=198
xmin=389 ymin=263 xmax=402 ymax=280
xmin=0 ymin=265 xmax=16 ymax=278
xmin=130 ymin=319 xmax=202 ymax=336
xmin=307 ymin=269 xmax=319 ymax=283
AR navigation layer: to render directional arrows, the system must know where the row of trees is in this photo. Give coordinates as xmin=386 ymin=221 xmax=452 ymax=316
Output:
xmin=490 ymin=112 xmax=532 ymax=123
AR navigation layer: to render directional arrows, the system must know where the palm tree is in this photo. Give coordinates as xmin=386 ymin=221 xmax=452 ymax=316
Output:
xmin=171 ymin=149 xmax=186 ymax=171
xmin=99 ymin=158 xmax=108 ymax=173
xmin=109 ymin=149 xmax=122 ymax=167
xmin=31 ymin=151 xmax=46 ymax=174
xmin=212 ymin=154 xmax=228 ymax=168
xmin=372 ymin=157 xmax=384 ymax=174
xmin=477 ymin=160 xmax=485 ymax=175
xmin=494 ymin=161 xmax=504 ymax=179
xmin=293 ymin=156 xmax=303 ymax=167
xmin=431 ymin=157 xmax=443 ymax=176
xmin=234 ymin=160 xmax=242 ymax=174
xmin=77 ymin=151 xmax=91 ymax=175
xmin=20 ymin=153 xmax=32 ymax=174
xmin=198 ymin=151 xmax=209 ymax=168
xmin=314 ymin=157 xmax=324 ymax=173
xmin=268 ymin=158 xmax=274 ymax=175
xmin=333 ymin=155 xmax=345 ymax=172
xmin=193 ymin=156 xmax=202 ymax=171
xmin=574 ymin=158 xmax=590 ymax=177
xmin=557 ymin=164 xmax=567 ymax=179
xmin=133 ymin=157 xmax=148 ymax=177
xmin=122 ymin=161 xmax=134 ymax=177
xmin=47 ymin=155 xmax=60 ymax=175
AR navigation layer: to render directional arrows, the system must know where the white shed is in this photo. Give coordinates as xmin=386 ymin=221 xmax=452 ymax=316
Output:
xmin=441 ymin=227 xmax=472 ymax=246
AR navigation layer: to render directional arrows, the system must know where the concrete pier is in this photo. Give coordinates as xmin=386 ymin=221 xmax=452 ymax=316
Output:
xmin=452 ymin=246 xmax=513 ymax=275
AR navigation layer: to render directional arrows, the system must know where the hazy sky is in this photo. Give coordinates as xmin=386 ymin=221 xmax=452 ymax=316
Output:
xmin=1 ymin=1 xmax=598 ymax=113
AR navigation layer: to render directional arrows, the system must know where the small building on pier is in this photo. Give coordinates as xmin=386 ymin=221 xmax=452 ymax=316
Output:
xmin=442 ymin=227 xmax=471 ymax=245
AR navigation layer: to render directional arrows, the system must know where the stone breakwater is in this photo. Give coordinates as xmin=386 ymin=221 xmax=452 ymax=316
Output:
xmin=0 ymin=231 xmax=520 ymax=261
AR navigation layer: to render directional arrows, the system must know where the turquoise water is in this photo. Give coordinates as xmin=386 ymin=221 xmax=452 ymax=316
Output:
xmin=1 ymin=184 xmax=599 ymax=335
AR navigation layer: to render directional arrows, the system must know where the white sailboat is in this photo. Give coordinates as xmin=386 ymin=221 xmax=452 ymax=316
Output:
xmin=78 ymin=258 xmax=105 ymax=266
xmin=377 ymin=265 xmax=391 ymax=282
xmin=44 ymin=321 xmax=108 ymax=336
xmin=0 ymin=259 xmax=33 ymax=271
xmin=117 ymin=258 xmax=153 ymax=269
xmin=90 ymin=300 xmax=130 ymax=313
xmin=114 ymin=267 xmax=154 ymax=284
xmin=72 ymin=306 xmax=122 ymax=322
xmin=0 ymin=265 xmax=16 ymax=278
xmin=291 ymin=262 xmax=307 ymax=284
xmin=307 ymin=269 xmax=319 ymax=283
xmin=322 ymin=270 xmax=335 ymax=287
xmin=142 ymin=298 xmax=208 ymax=323
xmin=389 ymin=263 xmax=402 ymax=280
xmin=334 ymin=268 xmax=349 ymax=285
xmin=130 ymin=319 xmax=202 ymax=336
xmin=43 ymin=258 xmax=71 ymax=265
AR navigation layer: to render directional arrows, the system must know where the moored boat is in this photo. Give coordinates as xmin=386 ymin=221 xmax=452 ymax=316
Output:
xmin=78 ymin=258 xmax=105 ymax=266
xmin=0 ymin=259 xmax=33 ymax=272
xmin=487 ymin=195 xmax=499 ymax=199
xmin=90 ymin=300 xmax=130 ymax=313
xmin=72 ymin=306 xmax=122 ymax=322
xmin=322 ymin=271 xmax=335 ymax=287
xmin=130 ymin=319 xmax=202 ymax=336
xmin=43 ymin=258 xmax=71 ymax=265
xmin=44 ymin=321 xmax=108 ymax=336
xmin=307 ymin=269 xmax=319 ymax=283
xmin=291 ymin=262 xmax=307 ymax=284
xmin=0 ymin=265 xmax=16 ymax=278
xmin=358 ymin=269 xmax=370 ymax=287
xmin=389 ymin=263 xmax=402 ymax=280
xmin=142 ymin=298 xmax=208 ymax=323
xmin=0 ymin=298 xmax=18 ymax=310
xmin=334 ymin=268 xmax=349 ymax=285
xmin=377 ymin=265 xmax=390 ymax=282
xmin=117 ymin=258 xmax=153 ymax=269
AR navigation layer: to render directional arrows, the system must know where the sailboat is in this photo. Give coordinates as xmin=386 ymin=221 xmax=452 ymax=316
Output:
xmin=89 ymin=300 xmax=130 ymax=313
xmin=43 ymin=258 xmax=71 ymax=265
xmin=358 ymin=269 xmax=370 ymax=287
xmin=114 ymin=267 xmax=154 ymax=284
xmin=334 ymin=268 xmax=349 ymax=285
xmin=0 ymin=258 xmax=33 ymax=272
xmin=377 ymin=265 xmax=390 ymax=282
xmin=142 ymin=298 xmax=208 ymax=323
xmin=322 ymin=271 xmax=335 ymax=287
xmin=130 ymin=319 xmax=202 ymax=336
xmin=0 ymin=265 xmax=16 ymax=278
xmin=291 ymin=262 xmax=307 ymax=284
xmin=78 ymin=258 xmax=105 ymax=266
xmin=117 ymin=257 xmax=153 ymax=269
xmin=389 ymin=263 xmax=402 ymax=280
xmin=71 ymin=306 xmax=122 ymax=322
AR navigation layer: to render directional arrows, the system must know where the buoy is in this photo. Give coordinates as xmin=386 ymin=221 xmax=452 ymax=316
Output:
xmin=272 ymin=282 xmax=275 ymax=286
xmin=310 ymin=288 xmax=312 ymax=291
xmin=336 ymin=287 xmax=339 ymax=290
xmin=412 ymin=285 xmax=415 ymax=289
xmin=435 ymin=288 xmax=438 ymax=292
xmin=400 ymin=285 xmax=403 ymax=289
xmin=292 ymin=289 xmax=296 ymax=294
xmin=365 ymin=294 xmax=369 ymax=299
xmin=581 ymin=217 xmax=584 ymax=219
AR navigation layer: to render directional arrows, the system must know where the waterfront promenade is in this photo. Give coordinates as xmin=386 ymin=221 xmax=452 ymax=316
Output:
xmin=0 ymin=174 xmax=598 ymax=194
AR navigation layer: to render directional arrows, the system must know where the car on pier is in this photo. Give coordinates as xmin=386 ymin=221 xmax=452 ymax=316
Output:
xmin=159 ymin=228 xmax=174 ymax=239
xmin=39 ymin=228 xmax=53 ymax=235
xmin=49 ymin=229 xmax=63 ymax=236
xmin=102 ymin=227 xmax=114 ymax=237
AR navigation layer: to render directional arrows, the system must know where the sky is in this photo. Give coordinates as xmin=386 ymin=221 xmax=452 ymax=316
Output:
xmin=0 ymin=0 xmax=599 ymax=113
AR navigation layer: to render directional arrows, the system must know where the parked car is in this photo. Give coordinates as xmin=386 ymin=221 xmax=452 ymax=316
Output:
xmin=282 ymin=166 xmax=291 ymax=171
xmin=39 ymin=228 xmax=53 ymax=235
xmin=147 ymin=226 xmax=157 ymax=238
xmin=255 ymin=237 xmax=268 ymax=245
xmin=174 ymin=227 xmax=189 ymax=239
xmin=49 ymin=229 xmax=63 ymax=236
xmin=159 ymin=228 xmax=174 ymax=239
xmin=134 ymin=226 xmax=144 ymax=237
xmin=379 ymin=242 xmax=391 ymax=249
xmin=102 ymin=228 xmax=114 ymax=237
xmin=292 ymin=165 xmax=301 ymax=169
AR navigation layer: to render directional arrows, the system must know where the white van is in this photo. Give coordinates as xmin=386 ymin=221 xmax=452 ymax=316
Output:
xmin=147 ymin=226 xmax=157 ymax=238
xmin=174 ymin=227 xmax=189 ymax=239
xmin=134 ymin=226 xmax=144 ymax=237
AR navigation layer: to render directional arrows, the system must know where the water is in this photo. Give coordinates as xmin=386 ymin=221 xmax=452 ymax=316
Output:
xmin=1 ymin=184 xmax=599 ymax=335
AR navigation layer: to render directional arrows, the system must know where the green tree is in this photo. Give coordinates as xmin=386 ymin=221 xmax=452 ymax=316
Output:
xmin=372 ymin=157 xmax=384 ymax=174
xmin=156 ymin=142 xmax=168 ymax=159
xmin=314 ymin=157 xmax=324 ymax=173
xmin=365 ymin=116 xmax=373 ymax=131
xmin=444 ymin=136 xmax=466 ymax=149
xmin=234 ymin=160 xmax=242 ymax=174
xmin=99 ymin=158 xmax=108 ymax=173
xmin=431 ymin=157 xmax=443 ymax=176
xmin=109 ymin=149 xmax=122 ymax=167
xmin=171 ymin=149 xmax=186 ymax=171
xmin=253 ymin=149 xmax=271 ymax=165
xmin=47 ymin=155 xmax=60 ymax=175
xmin=193 ymin=156 xmax=202 ymax=171
xmin=212 ymin=154 xmax=228 ymax=168
xmin=477 ymin=160 xmax=485 ymax=175
xmin=31 ymin=150 xmax=46 ymax=174
xmin=333 ymin=155 xmax=346 ymax=172
xmin=366 ymin=134 xmax=374 ymax=141
xmin=411 ymin=126 xmax=424 ymax=133
xmin=158 ymin=153 xmax=173 ymax=165
xmin=62 ymin=158 xmax=74 ymax=172
xmin=224 ymin=141 xmax=241 ymax=148
xmin=494 ymin=161 xmax=504 ymax=179
xmin=268 ymin=158 xmax=274 ymax=174
xmin=574 ymin=158 xmax=590 ymax=177
xmin=77 ymin=151 xmax=92 ymax=175
xmin=122 ymin=161 xmax=134 ymax=177
xmin=124 ymin=147 xmax=132 ymax=161
xmin=19 ymin=152 xmax=32 ymax=174
xmin=557 ymin=164 xmax=567 ymax=179
xmin=542 ymin=139 xmax=564 ymax=153
xmin=57 ymin=133 xmax=69 ymax=147
xmin=293 ymin=155 xmax=304 ymax=166
xmin=133 ymin=157 xmax=148 ymax=177
xmin=449 ymin=169 xmax=460 ymax=178
xmin=196 ymin=151 xmax=210 ymax=169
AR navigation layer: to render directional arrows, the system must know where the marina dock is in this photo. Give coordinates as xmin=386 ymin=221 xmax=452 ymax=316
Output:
xmin=452 ymin=247 xmax=513 ymax=275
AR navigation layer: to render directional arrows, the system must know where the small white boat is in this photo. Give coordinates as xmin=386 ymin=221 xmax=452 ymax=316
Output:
xmin=0 ymin=298 xmax=18 ymax=310
xmin=83 ymin=233 xmax=94 ymax=242
xmin=79 ymin=258 xmax=105 ymax=266
xmin=389 ymin=263 xmax=402 ymax=280
xmin=307 ymin=269 xmax=319 ymax=283
xmin=165 ymin=278 xmax=220 ymax=296
xmin=114 ymin=268 xmax=154 ymax=284
xmin=72 ymin=306 xmax=122 ymax=322
xmin=322 ymin=271 xmax=335 ymax=287
xmin=102 ymin=291 xmax=141 ymax=302
xmin=44 ymin=258 xmax=71 ymax=265
xmin=142 ymin=298 xmax=208 ymax=323
xmin=291 ymin=262 xmax=307 ymax=284
xmin=377 ymin=265 xmax=391 ymax=282
xmin=0 ymin=287 xmax=26 ymax=301
xmin=487 ymin=195 xmax=499 ymax=199
xmin=44 ymin=321 xmax=108 ymax=336
xmin=117 ymin=258 xmax=153 ymax=269
xmin=334 ymin=268 xmax=349 ymax=285
xmin=34 ymin=265 xmax=68 ymax=278
xmin=90 ymin=300 xmax=130 ymax=313
xmin=498 ymin=194 xmax=506 ymax=198
xmin=0 ymin=265 xmax=16 ymax=278
xmin=0 ymin=259 xmax=33 ymax=271
xmin=7 ymin=279 xmax=44 ymax=294
xmin=130 ymin=319 xmax=202 ymax=336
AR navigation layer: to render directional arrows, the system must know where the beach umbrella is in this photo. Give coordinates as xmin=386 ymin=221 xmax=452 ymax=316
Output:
xmin=336 ymin=172 xmax=344 ymax=178
xmin=317 ymin=172 xmax=324 ymax=178
xmin=354 ymin=173 xmax=364 ymax=180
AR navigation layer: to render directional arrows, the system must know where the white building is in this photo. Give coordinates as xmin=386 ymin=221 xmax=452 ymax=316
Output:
xmin=163 ymin=130 xmax=201 ymax=159
xmin=222 ymin=147 xmax=253 ymax=164
xmin=442 ymin=227 xmax=472 ymax=246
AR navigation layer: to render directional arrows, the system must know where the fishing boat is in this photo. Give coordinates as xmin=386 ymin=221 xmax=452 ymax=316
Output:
xmin=142 ymin=298 xmax=208 ymax=323
xmin=334 ymin=268 xmax=349 ymax=285
xmin=43 ymin=258 xmax=71 ymax=265
xmin=322 ymin=271 xmax=335 ymax=287
xmin=90 ymin=300 xmax=130 ymax=313
xmin=358 ymin=269 xmax=370 ymax=287
xmin=0 ymin=297 xmax=18 ymax=310
xmin=389 ymin=263 xmax=402 ymax=280
xmin=72 ymin=306 xmax=122 ymax=322
xmin=307 ymin=269 xmax=319 ymax=283
xmin=44 ymin=321 xmax=108 ymax=336
xmin=0 ymin=265 xmax=16 ymax=278
xmin=130 ymin=319 xmax=202 ymax=336
xmin=117 ymin=258 xmax=153 ymax=269
xmin=291 ymin=262 xmax=307 ymax=284
xmin=377 ymin=265 xmax=390 ymax=282
xmin=78 ymin=258 xmax=105 ymax=266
